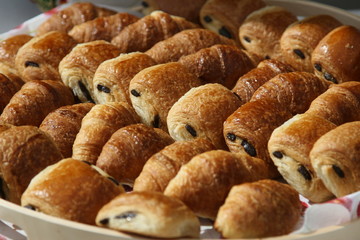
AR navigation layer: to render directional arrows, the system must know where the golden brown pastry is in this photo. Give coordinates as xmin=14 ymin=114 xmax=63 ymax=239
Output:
xmin=14 ymin=31 xmax=77 ymax=82
xmin=39 ymin=103 xmax=95 ymax=158
xmin=232 ymin=59 xmax=294 ymax=105
xmin=164 ymin=150 xmax=270 ymax=219
xmin=59 ymin=40 xmax=120 ymax=103
xmin=199 ymin=0 xmax=266 ymax=42
xmin=0 ymin=80 xmax=74 ymax=127
xmin=21 ymin=158 xmax=124 ymax=225
xmin=129 ymin=62 xmax=201 ymax=132
xmin=239 ymin=6 xmax=297 ymax=60
xmin=96 ymin=123 xmax=174 ymax=185
xmin=72 ymin=102 xmax=140 ymax=165
xmin=167 ymin=83 xmax=241 ymax=150
xmin=133 ymin=138 xmax=216 ymax=192
xmin=145 ymin=28 xmax=236 ymax=64
xmin=0 ymin=125 xmax=63 ymax=204
xmin=0 ymin=73 xmax=24 ymax=113
xmin=214 ymin=179 xmax=302 ymax=238
xmin=36 ymin=2 xmax=116 ymax=35
xmin=178 ymin=44 xmax=255 ymax=89
xmin=92 ymin=52 xmax=157 ymax=105
xmin=311 ymin=25 xmax=360 ymax=84
xmin=310 ymin=121 xmax=360 ymax=198
xmin=111 ymin=11 xmax=199 ymax=53
xmin=96 ymin=191 xmax=200 ymax=238
xmin=280 ymin=15 xmax=342 ymax=72
xmin=68 ymin=12 xmax=139 ymax=43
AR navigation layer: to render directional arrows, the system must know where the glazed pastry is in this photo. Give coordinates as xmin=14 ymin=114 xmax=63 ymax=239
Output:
xmin=39 ymin=103 xmax=94 ymax=158
xmin=21 ymin=158 xmax=124 ymax=225
xmin=280 ymin=15 xmax=342 ymax=72
xmin=140 ymin=0 xmax=207 ymax=24
xmin=15 ymin=31 xmax=77 ymax=82
xmin=164 ymin=150 xmax=270 ymax=219
xmin=59 ymin=40 xmax=120 ymax=103
xmin=111 ymin=11 xmax=199 ymax=53
xmin=0 ymin=125 xmax=63 ymax=204
xmin=311 ymin=25 xmax=360 ymax=84
xmin=0 ymin=80 xmax=74 ymax=127
xmin=310 ymin=121 xmax=360 ymax=198
xmin=167 ymin=83 xmax=241 ymax=150
xmin=239 ymin=6 xmax=297 ymax=60
xmin=133 ymin=138 xmax=216 ymax=192
xmin=0 ymin=73 xmax=24 ymax=113
xmin=199 ymin=0 xmax=266 ymax=42
xmin=96 ymin=191 xmax=200 ymax=238
xmin=145 ymin=28 xmax=236 ymax=64
xmin=36 ymin=2 xmax=116 ymax=35
xmin=215 ymin=179 xmax=302 ymax=238
xmin=68 ymin=13 xmax=139 ymax=43
xmin=72 ymin=102 xmax=140 ymax=165
xmin=178 ymin=44 xmax=255 ymax=89
xmin=129 ymin=62 xmax=201 ymax=132
xmin=96 ymin=123 xmax=174 ymax=185
xmin=92 ymin=52 xmax=157 ymax=105
xmin=232 ymin=59 xmax=294 ymax=105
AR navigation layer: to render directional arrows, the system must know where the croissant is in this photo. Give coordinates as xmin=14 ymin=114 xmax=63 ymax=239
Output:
xmin=133 ymin=138 xmax=215 ymax=192
xmin=59 ymin=40 xmax=120 ymax=103
xmin=311 ymin=25 xmax=360 ymax=84
xmin=36 ymin=2 xmax=116 ymax=36
xmin=96 ymin=191 xmax=200 ymax=238
xmin=129 ymin=62 xmax=201 ymax=132
xmin=92 ymin=52 xmax=157 ymax=105
xmin=39 ymin=103 xmax=94 ymax=158
xmin=72 ymin=102 xmax=140 ymax=165
xmin=111 ymin=11 xmax=199 ymax=53
xmin=280 ymin=15 xmax=342 ymax=72
xmin=0 ymin=125 xmax=63 ymax=204
xmin=15 ymin=31 xmax=77 ymax=82
xmin=21 ymin=158 xmax=124 ymax=225
xmin=68 ymin=12 xmax=139 ymax=43
xmin=145 ymin=28 xmax=236 ymax=64
xmin=214 ymin=179 xmax=302 ymax=238
xmin=0 ymin=80 xmax=74 ymax=127
xmin=178 ymin=44 xmax=255 ymax=89
xmin=239 ymin=6 xmax=297 ymax=60
xmin=310 ymin=121 xmax=360 ymax=198
xmin=0 ymin=73 xmax=24 ymax=113
xmin=232 ymin=59 xmax=294 ymax=105
xmin=164 ymin=150 xmax=270 ymax=219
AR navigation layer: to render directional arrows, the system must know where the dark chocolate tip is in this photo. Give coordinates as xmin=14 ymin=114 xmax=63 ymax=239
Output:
xmin=226 ymin=133 xmax=236 ymax=142
xmin=297 ymin=165 xmax=312 ymax=181
xmin=241 ymin=140 xmax=256 ymax=157
xmin=25 ymin=61 xmax=39 ymax=68
xmin=203 ymin=15 xmax=212 ymax=23
xmin=272 ymin=151 xmax=283 ymax=159
xmin=218 ymin=26 xmax=232 ymax=39
xmin=78 ymin=81 xmax=95 ymax=103
xmin=130 ymin=89 xmax=141 ymax=97
xmin=97 ymin=84 xmax=111 ymax=93
xmin=293 ymin=49 xmax=305 ymax=59
xmin=185 ymin=124 xmax=197 ymax=137
xmin=332 ymin=165 xmax=345 ymax=178
xmin=99 ymin=218 xmax=109 ymax=225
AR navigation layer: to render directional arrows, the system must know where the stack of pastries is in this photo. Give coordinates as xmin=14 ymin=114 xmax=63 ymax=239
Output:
xmin=0 ymin=0 xmax=359 ymax=239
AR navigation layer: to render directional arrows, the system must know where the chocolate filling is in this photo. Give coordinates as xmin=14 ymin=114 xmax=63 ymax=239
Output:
xmin=130 ymin=89 xmax=141 ymax=97
xmin=332 ymin=165 xmax=345 ymax=178
xmin=115 ymin=211 xmax=137 ymax=221
xmin=314 ymin=63 xmax=322 ymax=72
xmin=99 ymin=218 xmax=109 ymax=225
xmin=24 ymin=204 xmax=37 ymax=211
xmin=293 ymin=49 xmax=305 ymax=59
xmin=241 ymin=139 xmax=256 ymax=157
xmin=323 ymin=72 xmax=338 ymax=84
xmin=226 ymin=133 xmax=236 ymax=142
xmin=297 ymin=165 xmax=312 ymax=181
xmin=97 ymin=84 xmax=111 ymax=93
xmin=218 ymin=27 xmax=232 ymax=39
xmin=203 ymin=15 xmax=212 ymax=23
xmin=243 ymin=36 xmax=251 ymax=43
xmin=272 ymin=151 xmax=283 ymax=159
xmin=185 ymin=124 xmax=197 ymax=137
xmin=25 ymin=61 xmax=39 ymax=68
xmin=78 ymin=81 xmax=95 ymax=103
xmin=152 ymin=114 xmax=160 ymax=128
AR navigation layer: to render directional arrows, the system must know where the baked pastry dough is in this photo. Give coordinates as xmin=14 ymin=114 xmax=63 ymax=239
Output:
xmin=39 ymin=103 xmax=94 ymax=158
xmin=239 ymin=6 xmax=297 ymax=60
xmin=280 ymin=15 xmax=342 ymax=72
xmin=96 ymin=191 xmax=200 ymax=238
xmin=0 ymin=80 xmax=74 ymax=127
xmin=72 ymin=102 xmax=140 ymax=164
xmin=311 ymin=25 xmax=360 ymax=84
xmin=59 ymin=40 xmax=120 ymax=103
xmin=214 ymin=179 xmax=302 ymax=238
xmin=167 ymin=83 xmax=241 ymax=150
xmin=96 ymin=123 xmax=174 ymax=185
xmin=0 ymin=125 xmax=63 ymax=204
xmin=36 ymin=2 xmax=116 ymax=35
xmin=21 ymin=158 xmax=124 ymax=225
xmin=111 ymin=11 xmax=199 ymax=53
xmin=133 ymin=138 xmax=215 ymax=192
xmin=164 ymin=150 xmax=270 ymax=219
xmin=15 ymin=31 xmax=77 ymax=82
xmin=310 ymin=121 xmax=360 ymax=198
xmin=92 ymin=52 xmax=157 ymax=105
xmin=145 ymin=28 xmax=236 ymax=64
xmin=178 ymin=44 xmax=255 ymax=89
xmin=129 ymin=62 xmax=201 ymax=132
xmin=0 ymin=73 xmax=24 ymax=113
